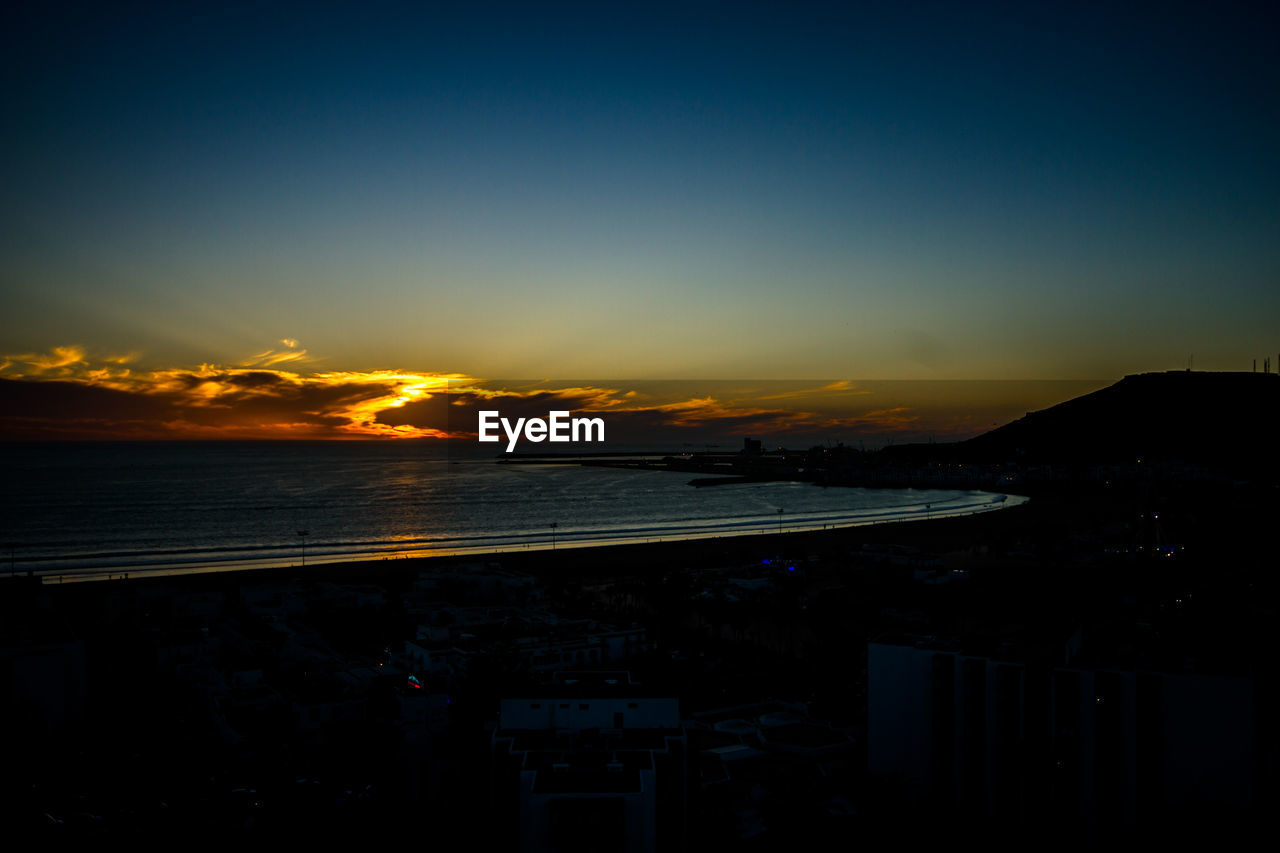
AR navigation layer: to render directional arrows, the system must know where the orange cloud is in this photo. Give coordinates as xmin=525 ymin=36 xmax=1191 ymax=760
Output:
xmin=751 ymin=380 xmax=870 ymax=401
xmin=243 ymin=347 xmax=310 ymax=367
xmin=3 ymin=344 xmax=88 ymax=374
xmin=0 ymin=345 xmax=475 ymax=439
xmin=5 ymin=346 xmax=1025 ymax=444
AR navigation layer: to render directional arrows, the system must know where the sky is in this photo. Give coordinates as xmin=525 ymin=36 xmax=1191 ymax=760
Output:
xmin=1 ymin=1 xmax=1277 ymax=439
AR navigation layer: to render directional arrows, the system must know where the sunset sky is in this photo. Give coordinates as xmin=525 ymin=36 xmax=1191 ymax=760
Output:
xmin=2 ymin=2 xmax=1277 ymax=439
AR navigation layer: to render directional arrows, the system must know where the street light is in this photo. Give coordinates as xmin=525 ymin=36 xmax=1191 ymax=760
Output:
xmin=550 ymin=522 xmax=558 ymax=551
xmin=297 ymin=530 xmax=309 ymax=567
xmin=777 ymin=507 xmax=784 ymax=534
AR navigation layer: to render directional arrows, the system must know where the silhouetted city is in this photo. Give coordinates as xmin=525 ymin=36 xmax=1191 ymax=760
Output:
xmin=5 ymin=371 xmax=1277 ymax=846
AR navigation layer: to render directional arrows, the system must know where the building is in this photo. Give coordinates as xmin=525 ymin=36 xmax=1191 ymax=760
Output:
xmin=491 ymin=672 xmax=687 ymax=852
xmin=867 ymin=637 xmax=1257 ymax=833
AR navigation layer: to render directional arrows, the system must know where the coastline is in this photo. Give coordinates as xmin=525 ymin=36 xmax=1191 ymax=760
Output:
xmin=31 ymin=490 xmax=1028 ymax=584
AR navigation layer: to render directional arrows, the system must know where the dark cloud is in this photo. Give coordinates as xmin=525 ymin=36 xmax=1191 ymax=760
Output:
xmin=0 ymin=378 xmax=179 ymax=438
xmin=1 ymin=367 xmax=1046 ymax=445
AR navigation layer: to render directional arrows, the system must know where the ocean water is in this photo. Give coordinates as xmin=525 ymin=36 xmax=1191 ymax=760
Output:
xmin=0 ymin=442 xmax=1018 ymax=577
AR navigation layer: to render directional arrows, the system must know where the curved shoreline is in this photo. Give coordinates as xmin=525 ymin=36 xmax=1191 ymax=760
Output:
xmin=33 ymin=491 xmax=1028 ymax=584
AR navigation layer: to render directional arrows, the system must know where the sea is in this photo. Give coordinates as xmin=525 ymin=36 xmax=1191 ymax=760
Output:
xmin=0 ymin=442 xmax=1020 ymax=580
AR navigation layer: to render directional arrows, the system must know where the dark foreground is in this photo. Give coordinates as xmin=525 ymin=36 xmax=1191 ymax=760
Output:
xmin=3 ymin=478 xmax=1277 ymax=847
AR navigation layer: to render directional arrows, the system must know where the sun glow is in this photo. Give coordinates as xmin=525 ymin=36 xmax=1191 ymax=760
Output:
xmin=0 ymin=343 xmax=1017 ymax=443
xmin=316 ymin=371 xmax=472 ymax=438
